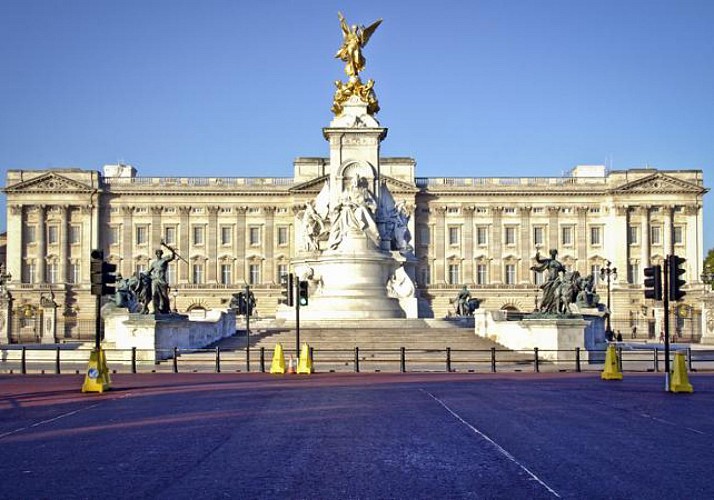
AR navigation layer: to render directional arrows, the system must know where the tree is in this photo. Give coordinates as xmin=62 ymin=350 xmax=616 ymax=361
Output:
xmin=705 ymin=248 xmax=714 ymax=289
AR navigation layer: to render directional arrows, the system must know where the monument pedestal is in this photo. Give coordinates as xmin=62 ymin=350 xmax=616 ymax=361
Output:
xmin=0 ymin=295 xmax=12 ymax=344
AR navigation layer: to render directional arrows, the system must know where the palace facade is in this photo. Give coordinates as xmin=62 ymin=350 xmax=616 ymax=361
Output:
xmin=1 ymin=160 xmax=708 ymax=342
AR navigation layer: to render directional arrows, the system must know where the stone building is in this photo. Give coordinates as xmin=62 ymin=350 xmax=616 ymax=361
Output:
xmin=1 ymin=158 xmax=708 ymax=342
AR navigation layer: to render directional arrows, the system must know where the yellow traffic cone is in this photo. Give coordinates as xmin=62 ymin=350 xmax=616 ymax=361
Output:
xmin=670 ymin=352 xmax=693 ymax=393
xmin=601 ymin=344 xmax=623 ymax=380
xmin=297 ymin=343 xmax=312 ymax=375
xmin=81 ymin=348 xmax=111 ymax=393
xmin=270 ymin=343 xmax=286 ymax=375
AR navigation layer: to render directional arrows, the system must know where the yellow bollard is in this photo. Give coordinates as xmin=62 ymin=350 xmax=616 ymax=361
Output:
xmin=297 ymin=343 xmax=312 ymax=375
xmin=601 ymin=344 xmax=623 ymax=380
xmin=670 ymin=351 xmax=693 ymax=393
xmin=270 ymin=343 xmax=286 ymax=375
xmin=81 ymin=348 xmax=112 ymax=393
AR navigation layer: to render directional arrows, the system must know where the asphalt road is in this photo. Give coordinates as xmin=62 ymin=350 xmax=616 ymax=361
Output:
xmin=1 ymin=372 xmax=712 ymax=499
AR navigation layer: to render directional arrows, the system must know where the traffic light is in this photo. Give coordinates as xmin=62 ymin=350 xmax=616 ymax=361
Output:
xmin=668 ymin=254 xmax=687 ymax=301
xmin=298 ymin=280 xmax=309 ymax=306
xmin=643 ymin=265 xmax=662 ymax=301
xmin=280 ymin=273 xmax=294 ymax=306
xmin=90 ymin=249 xmax=117 ymax=297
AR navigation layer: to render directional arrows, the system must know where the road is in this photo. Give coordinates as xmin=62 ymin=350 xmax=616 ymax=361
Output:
xmin=1 ymin=372 xmax=713 ymax=499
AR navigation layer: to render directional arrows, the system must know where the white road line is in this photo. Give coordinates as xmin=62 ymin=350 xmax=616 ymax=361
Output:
xmin=422 ymin=389 xmax=561 ymax=499
xmin=0 ymin=392 xmax=132 ymax=441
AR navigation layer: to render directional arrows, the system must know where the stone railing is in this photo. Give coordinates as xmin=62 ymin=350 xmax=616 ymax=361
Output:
xmin=414 ymin=177 xmax=607 ymax=188
xmin=102 ymin=177 xmax=295 ymax=188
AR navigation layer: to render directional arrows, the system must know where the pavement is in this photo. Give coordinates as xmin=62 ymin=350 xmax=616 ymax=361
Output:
xmin=1 ymin=372 xmax=713 ymax=499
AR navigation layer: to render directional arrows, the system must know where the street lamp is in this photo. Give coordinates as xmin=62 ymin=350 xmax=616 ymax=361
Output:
xmin=171 ymin=288 xmax=179 ymax=313
xmin=600 ymin=259 xmax=617 ymax=338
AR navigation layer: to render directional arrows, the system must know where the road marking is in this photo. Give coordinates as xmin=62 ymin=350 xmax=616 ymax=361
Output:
xmin=640 ymin=413 xmax=706 ymax=435
xmin=0 ymin=393 xmax=132 ymax=441
xmin=422 ymin=389 xmax=561 ymax=498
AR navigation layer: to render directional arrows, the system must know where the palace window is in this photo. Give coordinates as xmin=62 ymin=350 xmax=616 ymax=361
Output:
xmin=25 ymin=225 xmax=36 ymax=244
xmin=47 ymin=262 xmax=58 ymax=284
xmin=476 ymin=264 xmax=488 ymax=285
xmin=192 ymin=264 xmax=204 ymax=284
xmin=476 ymin=226 xmax=488 ymax=246
xmin=249 ymin=227 xmax=261 ymax=246
xmin=277 ymin=264 xmax=288 ymax=282
xmin=504 ymin=226 xmax=517 ymax=246
xmin=277 ymin=227 xmax=289 ymax=246
xmin=136 ymin=226 xmax=147 ymax=246
xmin=448 ymin=264 xmax=460 ymax=285
xmin=673 ymin=226 xmax=684 ymax=245
xmin=193 ymin=226 xmax=205 ymax=246
xmin=69 ymin=263 xmax=80 ymax=284
xmin=69 ymin=225 xmax=81 ymax=245
xmin=533 ymin=270 xmax=544 ymax=286
xmin=533 ymin=226 xmax=544 ymax=246
xmin=448 ymin=227 xmax=460 ymax=246
xmin=505 ymin=264 xmax=516 ymax=285
xmin=628 ymin=225 xmax=639 ymax=245
xmin=650 ymin=226 xmax=661 ymax=245
xmin=164 ymin=226 xmax=176 ymax=246
xmin=48 ymin=226 xmax=59 ymax=245
xmin=591 ymin=264 xmax=601 ymax=286
xmin=590 ymin=226 xmax=601 ymax=246
xmin=167 ymin=263 xmax=176 ymax=285
xmin=561 ymin=226 xmax=573 ymax=246
xmin=221 ymin=226 xmax=232 ymax=246
xmin=109 ymin=226 xmax=120 ymax=246
xmin=26 ymin=263 xmax=36 ymax=284
xmin=249 ymin=264 xmax=261 ymax=285
xmin=220 ymin=264 xmax=232 ymax=285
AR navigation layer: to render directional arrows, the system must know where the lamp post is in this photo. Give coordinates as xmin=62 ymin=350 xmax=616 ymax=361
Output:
xmin=171 ymin=288 xmax=179 ymax=313
xmin=600 ymin=260 xmax=617 ymax=338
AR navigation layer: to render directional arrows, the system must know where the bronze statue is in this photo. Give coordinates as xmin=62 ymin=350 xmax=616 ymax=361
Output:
xmin=149 ymin=244 xmax=177 ymax=314
xmin=335 ymin=12 xmax=382 ymax=79
xmin=531 ymin=249 xmax=566 ymax=314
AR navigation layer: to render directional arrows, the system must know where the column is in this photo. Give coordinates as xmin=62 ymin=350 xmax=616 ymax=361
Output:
xmin=150 ymin=206 xmax=163 ymax=253
xmin=491 ymin=207 xmax=503 ymax=283
xmin=609 ymin=206 xmax=628 ymax=284
xmin=80 ymin=205 xmax=94 ymax=282
xmin=178 ymin=206 xmax=191 ymax=283
xmin=576 ymin=207 xmax=588 ymax=275
xmin=663 ymin=205 xmax=673 ymax=257
xmin=434 ymin=206 xmax=447 ymax=284
xmin=520 ymin=206 xmax=532 ymax=283
xmin=235 ymin=207 xmax=248 ymax=283
xmin=463 ymin=206 xmax=475 ymax=284
xmin=121 ymin=207 xmax=134 ymax=277
xmin=547 ymin=207 xmax=559 ymax=251
xmin=59 ymin=205 xmax=69 ymax=283
xmin=640 ymin=205 xmax=651 ymax=270
xmin=6 ymin=205 xmax=24 ymax=282
xmin=37 ymin=205 xmax=46 ymax=283
xmin=207 ymin=206 xmax=219 ymax=283
xmin=263 ymin=207 xmax=276 ymax=283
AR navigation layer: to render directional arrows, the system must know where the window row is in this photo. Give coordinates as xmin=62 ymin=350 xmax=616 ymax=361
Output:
xmin=439 ymin=225 xmax=604 ymax=247
xmin=23 ymin=225 xmax=82 ymax=245
xmin=23 ymin=262 xmax=81 ymax=284
xmin=108 ymin=225 xmax=291 ymax=247
xmin=627 ymin=225 xmax=685 ymax=245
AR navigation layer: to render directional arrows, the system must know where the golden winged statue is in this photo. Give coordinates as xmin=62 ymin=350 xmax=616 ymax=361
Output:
xmin=335 ymin=12 xmax=382 ymax=79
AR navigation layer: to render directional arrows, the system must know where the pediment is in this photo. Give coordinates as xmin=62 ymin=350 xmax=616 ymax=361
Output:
xmin=4 ymin=172 xmax=94 ymax=193
xmin=612 ymin=173 xmax=706 ymax=195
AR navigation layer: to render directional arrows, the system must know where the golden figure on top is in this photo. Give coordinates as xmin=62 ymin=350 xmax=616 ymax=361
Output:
xmin=335 ymin=12 xmax=382 ymax=79
xmin=332 ymin=12 xmax=382 ymax=117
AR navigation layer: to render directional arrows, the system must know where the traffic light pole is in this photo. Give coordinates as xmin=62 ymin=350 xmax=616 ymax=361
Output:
xmin=663 ymin=256 xmax=671 ymax=392
xmin=295 ymin=277 xmax=300 ymax=357
xmin=95 ymin=294 xmax=101 ymax=350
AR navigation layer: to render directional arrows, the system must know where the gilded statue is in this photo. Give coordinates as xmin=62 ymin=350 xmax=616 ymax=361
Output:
xmin=335 ymin=12 xmax=382 ymax=79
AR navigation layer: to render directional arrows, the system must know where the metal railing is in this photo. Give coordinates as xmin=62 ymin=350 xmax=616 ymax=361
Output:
xmin=1 ymin=344 xmax=711 ymax=375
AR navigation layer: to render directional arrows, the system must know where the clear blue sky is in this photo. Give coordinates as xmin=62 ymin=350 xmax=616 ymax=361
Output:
xmin=1 ymin=0 xmax=712 ymax=252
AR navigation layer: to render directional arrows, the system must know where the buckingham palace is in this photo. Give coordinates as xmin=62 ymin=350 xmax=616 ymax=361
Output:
xmin=1 ymin=159 xmax=708 ymax=342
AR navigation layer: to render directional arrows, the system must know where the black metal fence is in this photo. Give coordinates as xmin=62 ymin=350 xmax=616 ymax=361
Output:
xmin=2 ymin=344 xmax=712 ymax=375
